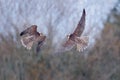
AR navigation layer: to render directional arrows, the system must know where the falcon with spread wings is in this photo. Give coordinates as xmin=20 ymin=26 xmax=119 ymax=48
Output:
xmin=63 ymin=9 xmax=89 ymax=52
xmin=20 ymin=25 xmax=46 ymax=53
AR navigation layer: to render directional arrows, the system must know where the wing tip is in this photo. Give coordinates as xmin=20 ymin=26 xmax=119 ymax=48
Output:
xmin=83 ymin=8 xmax=86 ymax=16
xmin=20 ymin=31 xmax=25 ymax=36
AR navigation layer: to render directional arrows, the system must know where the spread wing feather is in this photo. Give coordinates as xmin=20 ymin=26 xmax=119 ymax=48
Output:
xmin=63 ymin=39 xmax=75 ymax=48
xmin=73 ymin=9 xmax=86 ymax=37
xmin=20 ymin=25 xmax=37 ymax=36
xmin=20 ymin=35 xmax=35 ymax=50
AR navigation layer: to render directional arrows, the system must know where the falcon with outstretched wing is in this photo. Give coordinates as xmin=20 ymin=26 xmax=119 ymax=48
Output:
xmin=63 ymin=9 xmax=89 ymax=52
xmin=20 ymin=25 xmax=46 ymax=53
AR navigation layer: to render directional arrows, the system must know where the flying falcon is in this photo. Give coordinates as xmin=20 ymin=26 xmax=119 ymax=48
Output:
xmin=20 ymin=25 xmax=46 ymax=53
xmin=63 ymin=9 xmax=89 ymax=52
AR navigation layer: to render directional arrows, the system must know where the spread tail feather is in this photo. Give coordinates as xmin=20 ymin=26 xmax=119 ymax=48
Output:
xmin=76 ymin=36 xmax=89 ymax=52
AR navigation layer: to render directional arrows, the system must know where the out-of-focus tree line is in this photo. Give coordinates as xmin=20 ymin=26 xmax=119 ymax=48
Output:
xmin=0 ymin=4 xmax=120 ymax=80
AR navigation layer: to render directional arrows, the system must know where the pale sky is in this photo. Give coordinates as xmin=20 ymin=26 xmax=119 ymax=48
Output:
xmin=0 ymin=0 xmax=119 ymax=50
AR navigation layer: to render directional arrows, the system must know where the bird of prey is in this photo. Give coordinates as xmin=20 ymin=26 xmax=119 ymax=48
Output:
xmin=20 ymin=25 xmax=46 ymax=53
xmin=63 ymin=9 xmax=89 ymax=52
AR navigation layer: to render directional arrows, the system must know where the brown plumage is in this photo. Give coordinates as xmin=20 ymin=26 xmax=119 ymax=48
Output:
xmin=63 ymin=9 xmax=89 ymax=52
xmin=20 ymin=25 xmax=46 ymax=53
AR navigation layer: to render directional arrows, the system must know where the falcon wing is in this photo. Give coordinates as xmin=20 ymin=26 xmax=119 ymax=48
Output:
xmin=36 ymin=36 xmax=46 ymax=53
xmin=63 ymin=39 xmax=75 ymax=49
xmin=73 ymin=9 xmax=86 ymax=37
xmin=20 ymin=34 xmax=35 ymax=50
xmin=20 ymin=25 xmax=37 ymax=36
xmin=36 ymin=40 xmax=44 ymax=53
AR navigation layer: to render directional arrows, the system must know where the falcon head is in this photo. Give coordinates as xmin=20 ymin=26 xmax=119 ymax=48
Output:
xmin=66 ymin=34 xmax=76 ymax=42
xmin=67 ymin=34 xmax=70 ymax=39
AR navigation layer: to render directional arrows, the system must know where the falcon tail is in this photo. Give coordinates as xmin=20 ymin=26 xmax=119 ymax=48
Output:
xmin=76 ymin=36 xmax=89 ymax=52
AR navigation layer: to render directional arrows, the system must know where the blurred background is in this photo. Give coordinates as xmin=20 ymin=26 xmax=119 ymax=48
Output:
xmin=0 ymin=0 xmax=120 ymax=80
